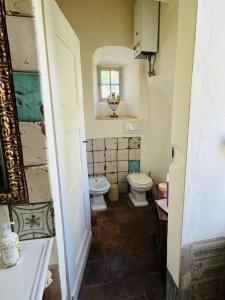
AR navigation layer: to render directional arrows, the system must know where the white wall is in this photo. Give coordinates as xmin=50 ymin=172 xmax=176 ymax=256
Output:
xmin=56 ymin=0 xmax=179 ymax=182
xmin=167 ymin=0 xmax=197 ymax=286
xmin=182 ymin=0 xmax=225 ymax=246
xmin=122 ymin=60 xmax=139 ymax=117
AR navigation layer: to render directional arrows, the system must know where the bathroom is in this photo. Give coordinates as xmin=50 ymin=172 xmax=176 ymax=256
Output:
xmin=2 ymin=0 xmax=225 ymax=299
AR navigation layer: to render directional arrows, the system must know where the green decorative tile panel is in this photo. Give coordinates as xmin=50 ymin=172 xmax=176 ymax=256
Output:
xmin=128 ymin=160 xmax=140 ymax=173
xmin=9 ymin=202 xmax=55 ymax=240
xmin=13 ymin=72 xmax=43 ymax=121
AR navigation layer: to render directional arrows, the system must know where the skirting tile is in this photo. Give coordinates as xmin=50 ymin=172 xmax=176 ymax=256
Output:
xmin=7 ymin=16 xmax=39 ymax=71
xmin=19 ymin=122 xmax=47 ymax=166
xmin=25 ymin=166 xmax=52 ymax=203
xmin=13 ymin=72 xmax=43 ymax=122
xmin=5 ymin=0 xmax=34 ymax=17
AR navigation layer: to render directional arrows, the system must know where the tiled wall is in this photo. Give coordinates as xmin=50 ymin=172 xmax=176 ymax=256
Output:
xmin=0 ymin=1 xmax=55 ymax=242
xmin=86 ymin=137 xmax=141 ymax=193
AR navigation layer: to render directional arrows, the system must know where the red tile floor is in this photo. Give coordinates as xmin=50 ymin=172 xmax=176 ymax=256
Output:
xmin=78 ymin=194 xmax=166 ymax=300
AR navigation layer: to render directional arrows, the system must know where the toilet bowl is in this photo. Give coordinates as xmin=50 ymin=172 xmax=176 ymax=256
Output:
xmin=127 ymin=173 xmax=153 ymax=207
xmin=89 ymin=176 xmax=110 ymax=211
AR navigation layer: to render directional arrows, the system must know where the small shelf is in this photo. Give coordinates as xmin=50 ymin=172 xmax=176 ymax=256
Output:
xmin=96 ymin=116 xmax=138 ymax=121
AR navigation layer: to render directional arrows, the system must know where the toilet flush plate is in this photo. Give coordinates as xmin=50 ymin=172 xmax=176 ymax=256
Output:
xmin=128 ymin=192 xmax=148 ymax=207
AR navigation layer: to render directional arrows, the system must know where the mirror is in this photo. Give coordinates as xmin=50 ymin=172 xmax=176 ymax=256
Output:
xmin=0 ymin=0 xmax=28 ymax=204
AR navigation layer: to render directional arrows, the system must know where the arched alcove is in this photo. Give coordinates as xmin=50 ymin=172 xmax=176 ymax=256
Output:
xmin=92 ymin=46 xmax=140 ymax=119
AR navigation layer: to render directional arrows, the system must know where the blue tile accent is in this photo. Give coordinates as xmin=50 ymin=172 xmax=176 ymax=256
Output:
xmin=13 ymin=72 xmax=43 ymax=122
xmin=128 ymin=160 xmax=140 ymax=173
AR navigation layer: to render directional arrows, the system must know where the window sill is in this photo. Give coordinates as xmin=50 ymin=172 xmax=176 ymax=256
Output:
xmin=95 ymin=116 xmax=138 ymax=121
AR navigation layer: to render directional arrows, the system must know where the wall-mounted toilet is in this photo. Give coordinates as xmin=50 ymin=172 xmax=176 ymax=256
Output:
xmin=127 ymin=173 xmax=153 ymax=207
xmin=89 ymin=176 xmax=110 ymax=211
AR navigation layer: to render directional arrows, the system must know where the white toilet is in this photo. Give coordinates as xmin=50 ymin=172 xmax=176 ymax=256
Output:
xmin=127 ymin=173 xmax=153 ymax=207
xmin=89 ymin=176 xmax=110 ymax=211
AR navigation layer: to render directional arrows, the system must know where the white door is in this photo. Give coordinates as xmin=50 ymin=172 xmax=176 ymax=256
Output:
xmin=37 ymin=1 xmax=91 ymax=299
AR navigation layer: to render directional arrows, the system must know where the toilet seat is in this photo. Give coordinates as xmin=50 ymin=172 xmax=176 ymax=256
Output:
xmin=127 ymin=173 xmax=153 ymax=189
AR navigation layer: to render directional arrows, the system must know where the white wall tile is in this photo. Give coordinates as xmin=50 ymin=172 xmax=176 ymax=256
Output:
xmin=93 ymin=138 xmax=105 ymax=151
xmin=106 ymin=173 xmax=118 ymax=184
xmin=7 ymin=16 xmax=39 ymax=72
xmin=118 ymin=161 xmax=128 ymax=172
xmin=129 ymin=137 xmax=141 ymax=149
xmin=105 ymin=150 xmax=117 ymax=162
xmin=86 ymin=139 xmax=93 ymax=152
xmin=118 ymin=172 xmax=128 ymax=183
xmin=20 ymin=122 xmax=47 ymax=166
xmin=5 ymin=0 xmax=34 ymax=17
xmin=88 ymin=163 xmax=93 ymax=175
xmin=87 ymin=152 xmax=93 ymax=163
xmin=118 ymin=149 xmax=128 ymax=161
xmin=129 ymin=149 xmax=141 ymax=160
xmin=25 ymin=166 xmax=51 ymax=203
xmin=94 ymin=162 xmax=105 ymax=174
xmin=118 ymin=137 xmax=129 ymax=149
xmin=106 ymin=161 xmax=117 ymax=173
xmin=93 ymin=151 xmax=105 ymax=162
xmin=105 ymin=138 xmax=117 ymax=150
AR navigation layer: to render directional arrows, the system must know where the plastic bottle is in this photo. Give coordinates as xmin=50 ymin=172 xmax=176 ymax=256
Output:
xmin=0 ymin=222 xmax=21 ymax=268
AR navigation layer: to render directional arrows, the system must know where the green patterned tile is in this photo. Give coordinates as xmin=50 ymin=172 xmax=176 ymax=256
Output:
xmin=9 ymin=202 xmax=55 ymax=240
xmin=13 ymin=72 xmax=43 ymax=121
xmin=128 ymin=160 xmax=140 ymax=173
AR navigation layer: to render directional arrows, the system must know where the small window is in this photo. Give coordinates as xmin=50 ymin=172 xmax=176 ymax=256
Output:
xmin=98 ymin=68 xmax=120 ymax=101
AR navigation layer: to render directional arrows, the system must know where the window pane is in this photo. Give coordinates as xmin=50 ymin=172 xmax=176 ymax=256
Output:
xmin=111 ymin=71 xmax=119 ymax=84
xmin=111 ymin=85 xmax=119 ymax=95
xmin=101 ymin=85 xmax=110 ymax=99
xmin=101 ymin=70 xmax=110 ymax=84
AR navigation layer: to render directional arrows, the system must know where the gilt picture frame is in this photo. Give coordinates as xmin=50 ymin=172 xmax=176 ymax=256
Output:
xmin=0 ymin=0 xmax=28 ymax=204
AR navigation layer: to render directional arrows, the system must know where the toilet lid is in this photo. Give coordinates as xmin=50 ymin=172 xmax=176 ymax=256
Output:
xmin=127 ymin=173 xmax=153 ymax=187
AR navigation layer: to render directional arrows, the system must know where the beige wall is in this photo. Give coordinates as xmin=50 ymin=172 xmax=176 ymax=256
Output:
xmin=56 ymin=0 xmax=178 ymax=182
xmin=167 ymin=0 xmax=197 ymax=286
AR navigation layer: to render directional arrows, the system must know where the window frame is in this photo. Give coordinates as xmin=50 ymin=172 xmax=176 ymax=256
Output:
xmin=98 ymin=67 xmax=121 ymax=102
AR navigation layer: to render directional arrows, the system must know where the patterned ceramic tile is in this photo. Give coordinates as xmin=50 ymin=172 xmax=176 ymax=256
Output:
xmin=118 ymin=161 xmax=128 ymax=172
xmin=94 ymin=162 xmax=105 ymax=174
xmin=105 ymin=150 xmax=117 ymax=162
xmin=88 ymin=163 xmax=94 ymax=175
xmin=93 ymin=151 xmax=105 ymax=163
xmin=7 ymin=16 xmax=39 ymax=71
xmin=129 ymin=137 xmax=141 ymax=149
xmin=118 ymin=172 xmax=128 ymax=183
xmin=118 ymin=137 xmax=129 ymax=150
xmin=20 ymin=122 xmax=47 ymax=166
xmin=129 ymin=149 xmax=141 ymax=160
xmin=118 ymin=149 xmax=128 ymax=161
xmin=105 ymin=138 xmax=117 ymax=150
xmin=13 ymin=72 xmax=43 ymax=121
xmin=119 ymin=183 xmax=128 ymax=193
xmin=106 ymin=161 xmax=117 ymax=173
xmin=93 ymin=138 xmax=105 ymax=151
xmin=9 ymin=202 xmax=55 ymax=240
xmin=25 ymin=166 xmax=51 ymax=203
xmin=87 ymin=152 xmax=93 ymax=164
xmin=86 ymin=139 xmax=93 ymax=152
xmin=106 ymin=173 xmax=118 ymax=184
xmin=128 ymin=160 xmax=140 ymax=173
xmin=5 ymin=0 xmax=34 ymax=17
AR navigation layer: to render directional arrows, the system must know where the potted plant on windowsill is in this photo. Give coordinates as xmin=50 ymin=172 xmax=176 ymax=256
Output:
xmin=107 ymin=92 xmax=120 ymax=118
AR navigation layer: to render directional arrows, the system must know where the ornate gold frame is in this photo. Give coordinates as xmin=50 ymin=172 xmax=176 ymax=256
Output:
xmin=0 ymin=0 xmax=28 ymax=204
